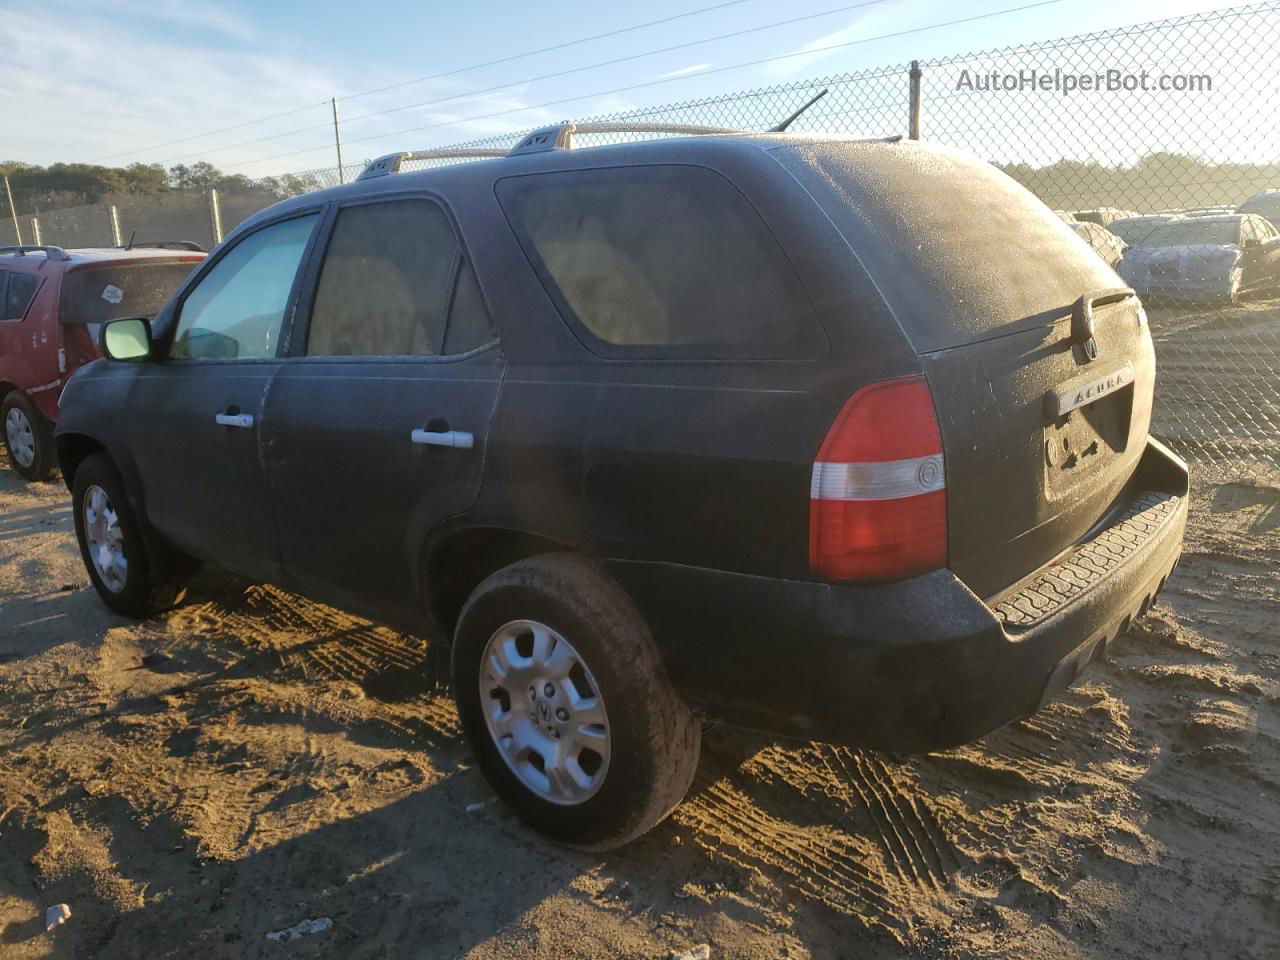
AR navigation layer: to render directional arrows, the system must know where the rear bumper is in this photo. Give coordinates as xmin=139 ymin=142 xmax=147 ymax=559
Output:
xmin=606 ymin=437 xmax=1188 ymax=751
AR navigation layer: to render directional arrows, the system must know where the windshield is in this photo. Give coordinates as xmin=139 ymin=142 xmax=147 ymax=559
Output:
xmin=1109 ymin=219 xmax=1169 ymax=244
xmin=1138 ymin=220 xmax=1241 ymax=247
xmin=59 ymin=261 xmax=200 ymax=325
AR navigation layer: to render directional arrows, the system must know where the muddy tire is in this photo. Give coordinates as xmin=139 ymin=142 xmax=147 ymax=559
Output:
xmin=2 ymin=392 xmax=56 ymax=482
xmin=452 ymin=553 xmax=700 ymax=851
xmin=72 ymin=453 xmax=194 ymax=617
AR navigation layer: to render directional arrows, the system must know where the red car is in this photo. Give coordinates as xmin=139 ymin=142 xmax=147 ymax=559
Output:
xmin=1 ymin=243 xmax=205 ymax=480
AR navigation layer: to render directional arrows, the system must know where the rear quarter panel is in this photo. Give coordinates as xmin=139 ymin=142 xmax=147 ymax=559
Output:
xmin=472 ymin=140 xmax=922 ymax=579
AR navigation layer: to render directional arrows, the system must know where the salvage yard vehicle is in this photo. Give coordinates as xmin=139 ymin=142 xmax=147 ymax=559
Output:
xmin=1 ymin=243 xmax=205 ymax=480
xmin=1072 ymin=206 xmax=1140 ymax=227
xmin=54 ymin=129 xmax=1188 ymax=850
xmin=1069 ymin=220 xmax=1127 ymax=268
xmin=1118 ymin=213 xmax=1280 ymax=302
xmin=1237 ymin=187 xmax=1280 ymax=228
xmin=1108 ymin=213 xmax=1178 ymax=246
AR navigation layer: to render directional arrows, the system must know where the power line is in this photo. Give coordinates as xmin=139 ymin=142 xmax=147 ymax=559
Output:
xmin=224 ymin=0 xmax=1066 ymax=172
xmin=339 ymin=0 xmax=757 ymax=103
xmin=91 ymin=0 xmax=758 ymax=166
xmin=158 ymin=0 xmax=891 ymax=165
xmin=90 ymin=101 xmax=332 ymax=165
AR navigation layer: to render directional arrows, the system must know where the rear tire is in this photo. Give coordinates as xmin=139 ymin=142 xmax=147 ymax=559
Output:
xmin=2 ymin=392 xmax=56 ymax=482
xmin=72 ymin=453 xmax=194 ymax=617
xmin=452 ymin=553 xmax=700 ymax=851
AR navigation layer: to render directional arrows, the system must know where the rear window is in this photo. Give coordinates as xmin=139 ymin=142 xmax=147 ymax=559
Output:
xmin=59 ymin=261 xmax=200 ymax=326
xmin=497 ymin=165 xmax=825 ymax=360
xmin=776 ymin=141 xmax=1120 ymax=352
xmin=4 ymin=272 xmax=40 ymax=321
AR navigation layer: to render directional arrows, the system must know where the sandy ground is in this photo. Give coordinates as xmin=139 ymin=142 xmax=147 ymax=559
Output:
xmin=1 ymin=458 xmax=1279 ymax=958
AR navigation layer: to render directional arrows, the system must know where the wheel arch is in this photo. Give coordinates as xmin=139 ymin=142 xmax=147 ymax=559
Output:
xmin=423 ymin=525 xmax=586 ymax=638
xmin=56 ymin=432 xmax=109 ymax=491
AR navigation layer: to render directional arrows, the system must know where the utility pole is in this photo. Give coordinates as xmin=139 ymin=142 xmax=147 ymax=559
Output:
xmin=331 ymin=97 xmax=346 ymax=184
xmin=3 ymin=175 xmax=23 ymax=245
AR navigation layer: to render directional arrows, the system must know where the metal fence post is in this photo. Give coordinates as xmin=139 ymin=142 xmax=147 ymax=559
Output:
xmin=209 ymin=189 xmax=224 ymax=246
xmin=909 ymin=60 xmax=922 ymax=140
xmin=30 ymin=217 xmax=41 ymax=245
xmin=108 ymin=205 xmax=122 ymax=246
xmin=4 ymin=175 xmax=23 ymax=245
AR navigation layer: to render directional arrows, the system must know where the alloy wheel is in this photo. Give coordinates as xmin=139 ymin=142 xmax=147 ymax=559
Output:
xmin=83 ymin=484 xmax=128 ymax=593
xmin=479 ymin=619 xmax=611 ymax=805
xmin=4 ymin=407 xmax=36 ymax=468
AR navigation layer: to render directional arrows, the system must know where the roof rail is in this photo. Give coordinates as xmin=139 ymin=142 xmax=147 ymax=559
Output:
xmin=123 ymin=240 xmax=205 ymax=252
xmin=356 ymin=123 xmax=750 ymax=180
xmin=357 ymin=147 xmax=509 ymax=181
xmin=0 ymin=244 xmax=71 ymax=261
xmin=507 ymin=121 xmax=745 ymax=156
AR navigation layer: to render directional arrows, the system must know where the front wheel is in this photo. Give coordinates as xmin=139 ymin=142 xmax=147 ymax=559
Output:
xmin=2 ymin=392 xmax=56 ymax=481
xmin=452 ymin=553 xmax=700 ymax=851
xmin=72 ymin=453 xmax=194 ymax=617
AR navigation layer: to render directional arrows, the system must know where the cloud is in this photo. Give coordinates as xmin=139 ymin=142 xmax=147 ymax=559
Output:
xmin=0 ymin=3 xmax=408 ymax=176
xmin=653 ymin=63 xmax=711 ymax=81
xmin=764 ymin=3 xmax=922 ymax=78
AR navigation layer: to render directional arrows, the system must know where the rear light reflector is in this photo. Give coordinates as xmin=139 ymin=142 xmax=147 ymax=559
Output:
xmin=809 ymin=377 xmax=947 ymax=580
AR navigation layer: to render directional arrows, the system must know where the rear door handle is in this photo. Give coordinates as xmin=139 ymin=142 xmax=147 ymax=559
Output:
xmin=411 ymin=429 xmax=474 ymax=449
xmin=215 ymin=413 xmax=254 ymax=429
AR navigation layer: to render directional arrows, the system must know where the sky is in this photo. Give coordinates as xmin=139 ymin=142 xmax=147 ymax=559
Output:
xmin=0 ymin=0 xmax=1259 ymax=178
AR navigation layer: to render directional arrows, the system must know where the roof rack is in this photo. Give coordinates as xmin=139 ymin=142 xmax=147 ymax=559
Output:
xmin=0 ymin=244 xmax=71 ymax=261
xmin=356 ymin=123 xmax=747 ymax=181
xmin=123 ymin=240 xmax=205 ymax=252
xmin=357 ymin=147 xmax=511 ymax=181
xmin=507 ymin=121 xmax=746 ymax=156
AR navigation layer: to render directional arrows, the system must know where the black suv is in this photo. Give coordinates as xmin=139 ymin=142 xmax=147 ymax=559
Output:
xmin=55 ymin=128 xmax=1188 ymax=850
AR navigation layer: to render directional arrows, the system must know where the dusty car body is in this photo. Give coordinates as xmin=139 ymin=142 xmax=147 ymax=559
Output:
xmin=56 ymin=132 xmax=1187 ymax=849
xmin=1118 ymin=213 xmax=1280 ymax=301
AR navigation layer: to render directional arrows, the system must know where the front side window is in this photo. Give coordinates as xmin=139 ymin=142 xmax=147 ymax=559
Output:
xmin=4 ymin=272 xmax=40 ymax=321
xmin=497 ymin=165 xmax=824 ymax=360
xmin=307 ymin=199 xmax=492 ymax=357
xmin=172 ymin=214 xmax=317 ymax=360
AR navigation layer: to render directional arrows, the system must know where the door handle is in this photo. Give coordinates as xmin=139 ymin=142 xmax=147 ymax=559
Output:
xmin=411 ymin=428 xmax=474 ymax=449
xmin=215 ymin=413 xmax=254 ymax=429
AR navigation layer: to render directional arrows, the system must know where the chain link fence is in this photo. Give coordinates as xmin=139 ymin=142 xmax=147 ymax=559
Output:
xmin=7 ymin=1 xmax=1279 ymax=478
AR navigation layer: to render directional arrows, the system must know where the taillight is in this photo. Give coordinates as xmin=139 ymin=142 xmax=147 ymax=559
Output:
xmin=809 ymin=376 xmax=946 ymax=581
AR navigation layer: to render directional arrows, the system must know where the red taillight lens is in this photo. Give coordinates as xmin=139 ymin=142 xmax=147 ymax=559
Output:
xmin=809 ymin=376 xmax=947 ymax=580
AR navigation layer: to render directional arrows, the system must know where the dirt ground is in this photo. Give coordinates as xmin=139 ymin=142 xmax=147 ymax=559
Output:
xmin=1 ymin=455 xmax=1279 ymax=959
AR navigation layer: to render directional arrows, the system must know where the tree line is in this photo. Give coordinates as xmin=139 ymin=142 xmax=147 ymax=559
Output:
xmin=0 ymin=160 xmax=323 ymax=215
xmin=5 ymin=151 xmax=1275 ymax=220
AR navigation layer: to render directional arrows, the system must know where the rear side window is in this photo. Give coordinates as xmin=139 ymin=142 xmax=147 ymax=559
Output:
xmin=59 ymin=262 xmax=199 ymax=326
xmin=4 ymin=272 xmax=40 ymax=321
xmin=498 ymin=165 xmax=824 ymax=360
xmin=306 ymin=198 xmax=493 ymax=357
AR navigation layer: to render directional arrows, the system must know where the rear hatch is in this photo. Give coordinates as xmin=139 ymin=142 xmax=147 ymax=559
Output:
xmin=774 ymin=139 xmax=1155 ymax=597
xmin=58 ymin=257 xmax=203 ymax=363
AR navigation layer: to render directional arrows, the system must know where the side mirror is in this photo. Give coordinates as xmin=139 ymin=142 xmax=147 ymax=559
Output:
xmin=101 ymin=317 xmax=153 ymax=362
